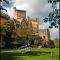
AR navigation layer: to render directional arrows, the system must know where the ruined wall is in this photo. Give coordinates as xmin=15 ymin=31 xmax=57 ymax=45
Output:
xmin=27 ymin=17 xmax=39 ymax=35
xmin=39 ymin=29 xmax=50 ymax=41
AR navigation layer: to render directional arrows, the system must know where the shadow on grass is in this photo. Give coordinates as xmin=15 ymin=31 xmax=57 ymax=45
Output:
xmin=0 ymin=56 xmax=24 ymax=60
xmin=0 ymin=54 xmax=24 ymax=60
xmin=21 ymin=51 xmax=51 ymax=56
xmin=0 ymin=50 xmax=52 ymax=60
xmin=0 ymin=51 xmax=51 ymax=56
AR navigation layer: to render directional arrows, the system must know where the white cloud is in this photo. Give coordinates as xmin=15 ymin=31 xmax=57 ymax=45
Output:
xmin=6 ymin=8 xmax=13 ymax=17
xmin=39 ymin=22 xmax=50 ymax=29
xmin=57 ymin=2 xmax=59 ymax=9
xmin=12 ymin=0 xmax=52 ymax=18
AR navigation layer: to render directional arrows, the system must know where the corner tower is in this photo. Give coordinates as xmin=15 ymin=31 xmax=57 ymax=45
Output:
xmin=13 ymin=7 xmax=26 ymax=20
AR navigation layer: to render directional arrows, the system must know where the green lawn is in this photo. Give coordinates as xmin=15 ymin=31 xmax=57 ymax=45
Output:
xmin=0 ymin=48 xmax=59 ymax=60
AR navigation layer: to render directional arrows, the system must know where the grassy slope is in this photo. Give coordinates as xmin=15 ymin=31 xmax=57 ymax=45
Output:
xmin=0 ymin=48 xmax=59 ymax=60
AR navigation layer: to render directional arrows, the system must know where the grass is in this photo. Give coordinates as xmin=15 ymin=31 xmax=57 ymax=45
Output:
xmin=0 ymin=48 xmax=59 ymax=60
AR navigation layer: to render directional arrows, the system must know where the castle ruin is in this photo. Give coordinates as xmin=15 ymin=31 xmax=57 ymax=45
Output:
xmin=0 ymin=7 xmax=50 ymax=48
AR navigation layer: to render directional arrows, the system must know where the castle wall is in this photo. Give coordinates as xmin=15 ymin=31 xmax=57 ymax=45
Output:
xmin=13 ymin=7 xmax=26 ymax=20
xmin=39 ymin=29 xmax=50 ymax=41
xmin=27 ymin=17 xmax=39 ymax=35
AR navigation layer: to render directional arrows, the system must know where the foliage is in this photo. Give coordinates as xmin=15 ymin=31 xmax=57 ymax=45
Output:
xmin=0 ymin=0 xmax=10 ymax=19
xmin=43 ymin=0 xmax=60 ymax=28
xmin=3 ymin=0 xmax=9 ymax=4
xmin=0 ymin=12 xmax=10 ymax=20
xmin=43 ymin=9 xmax=59 ymax=28
xmin=0 ymin=19 xmax=17 ymax=48
xmin=48 ymin=0 xmax=60 ymax=3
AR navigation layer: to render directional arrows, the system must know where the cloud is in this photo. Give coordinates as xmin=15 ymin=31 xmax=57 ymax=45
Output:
xmin=13 ymin=0 xmax=52 ymax=18
xmin=13 ymin=0 xmax=53 ymax=26
xmin=6 ymin=0 xmax=52 ymax=19
xmin=39 ymin=22 xmax=50 ymax=29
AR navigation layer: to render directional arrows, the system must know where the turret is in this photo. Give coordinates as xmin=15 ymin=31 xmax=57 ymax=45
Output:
xmin=13 ymin=7 xmax=17 ymax=19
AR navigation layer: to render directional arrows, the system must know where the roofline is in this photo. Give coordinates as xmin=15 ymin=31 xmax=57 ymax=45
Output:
xmin=16 ymin=10 xmax=26 ymax=12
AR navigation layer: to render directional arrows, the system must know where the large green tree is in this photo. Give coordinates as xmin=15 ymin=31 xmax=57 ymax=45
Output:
xmin=48 ymin=0 xmax=59 ymax=3
xmin=0 ymin=0 xmax=10 ymax=19
xmin=43 ymin=0 xmax=60 ymax=28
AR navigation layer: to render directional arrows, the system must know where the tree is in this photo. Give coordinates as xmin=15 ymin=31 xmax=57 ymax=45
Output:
xmin=0 ymin=0 xmax=10 ymax=19
xmin=48 ymin=0 xmax=59 ymax=3
xmin=1 ymin=20 xmax=18 ymax=48
xmin=0 ymin=0 xmax=9 ymax=11
xmin=43 ymin=0 xmax=60 ymax=28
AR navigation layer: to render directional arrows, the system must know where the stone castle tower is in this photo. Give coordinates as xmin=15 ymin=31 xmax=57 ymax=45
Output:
xmin=13 ymin=7 xmax=26 ymax=21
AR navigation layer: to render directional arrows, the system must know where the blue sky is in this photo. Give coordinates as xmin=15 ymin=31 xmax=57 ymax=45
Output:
xmin=2 ymin=0 xmax=59 ymax=40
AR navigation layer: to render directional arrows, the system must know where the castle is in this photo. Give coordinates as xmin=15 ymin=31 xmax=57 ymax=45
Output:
xmin=0 ymin=7 xmax=50 ymax=48
xmin=12 ymin=7 xmax=50 ymax=48
xmin=13 ymin=7 xmax=50 ymax=41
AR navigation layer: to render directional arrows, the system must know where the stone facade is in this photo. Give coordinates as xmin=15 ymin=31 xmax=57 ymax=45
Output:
xmin=13 ymin=7 xmax=50 ymax=46
xmin=0 ymin=7 xmax=50 ymax=48
xmin=27 ymin=17 xmax=39 ymax=35
xmin=13 ymin=7 xmax=26 ymax=20
xmin=39 ymin=29 xmax=50 ymax=41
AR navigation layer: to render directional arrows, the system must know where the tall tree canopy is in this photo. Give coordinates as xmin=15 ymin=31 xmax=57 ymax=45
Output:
xmin=0 ymin=0 xmax=10 ymax=19
xmin=43 ymin=0 xmax=60 ymax=28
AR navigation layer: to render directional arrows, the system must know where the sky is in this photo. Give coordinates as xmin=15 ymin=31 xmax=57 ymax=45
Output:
xmin=2 ymin=0 xmax=59 ymax=40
